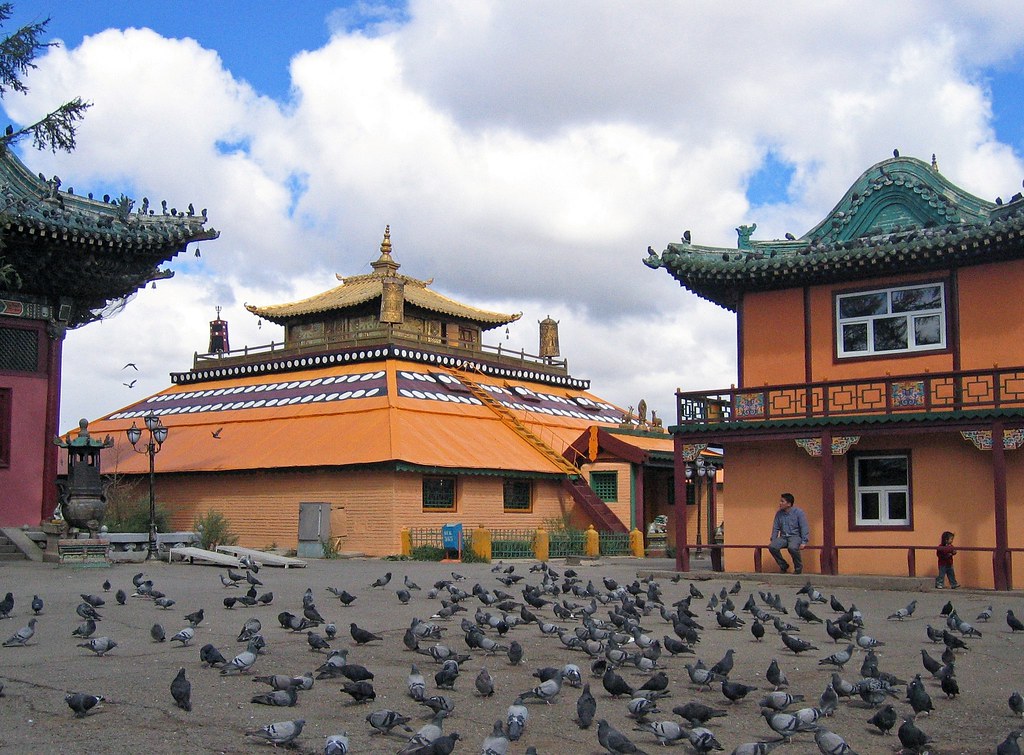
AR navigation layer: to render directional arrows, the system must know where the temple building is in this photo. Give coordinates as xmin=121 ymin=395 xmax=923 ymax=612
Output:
xmin=83 ymin=228 xmax=701 ymax=556
xmin=0 ymin=146 xmax=216 ymax=527
xmin=647 ymin=153 xmax=1024 ymax=588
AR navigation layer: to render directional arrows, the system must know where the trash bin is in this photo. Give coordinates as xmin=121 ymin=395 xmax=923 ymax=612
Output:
xmin=442 ymin=523 xmax=463 ymax=562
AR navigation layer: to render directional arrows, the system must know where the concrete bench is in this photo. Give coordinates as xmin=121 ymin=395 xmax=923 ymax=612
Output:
xmin=58 ymin=538 xmax=110 ymax=567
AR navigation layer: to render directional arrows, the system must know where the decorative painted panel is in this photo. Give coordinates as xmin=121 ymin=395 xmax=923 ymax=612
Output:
xmin=960 ymin=429 xmax=1024 ymax=451
xmin=795 ymin=436 xmax=861 ymax=457
xmin=890 ymin=380 xmax=926 ymax=408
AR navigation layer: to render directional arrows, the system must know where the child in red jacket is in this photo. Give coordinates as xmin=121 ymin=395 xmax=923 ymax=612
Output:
xmin=936 ymin=531 xmax=959 ymax=589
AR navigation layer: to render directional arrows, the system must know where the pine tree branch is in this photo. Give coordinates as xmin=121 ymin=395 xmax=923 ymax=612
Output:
xmin=0 ymin=4 xmax=53 ymax=96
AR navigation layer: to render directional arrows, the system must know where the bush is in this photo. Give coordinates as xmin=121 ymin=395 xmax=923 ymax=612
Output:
xmin=194 ymin=510 xmax=238 ymax=550
xmin=410 ymin=545 xmax=445 ymax=561
xmin=103 ymin=497 xmax=170 ymax=534
xmin=461 ymin=546 xmax=490 ymax=564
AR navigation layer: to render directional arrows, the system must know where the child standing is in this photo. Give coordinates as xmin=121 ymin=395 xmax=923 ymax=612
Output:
xmin=936 ymin=531 xmax=959 ymax=589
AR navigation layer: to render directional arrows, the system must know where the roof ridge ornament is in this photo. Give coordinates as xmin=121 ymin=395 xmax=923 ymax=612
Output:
xmin=371 ymin=224 xmax=401 ymax=276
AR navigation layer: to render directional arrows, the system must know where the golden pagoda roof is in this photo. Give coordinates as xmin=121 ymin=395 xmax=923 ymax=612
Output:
xmin=246 ymin=226 xmax=521 ymax=329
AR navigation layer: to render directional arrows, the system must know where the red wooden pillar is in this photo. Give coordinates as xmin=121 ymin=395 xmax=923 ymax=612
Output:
xmin=40 ymin=327 xmax=64 ymax=522
xmin=820 ymin=428 xmax=836 ymax=574
xmin=673 ymin=436 xmax=689 ymax=572
xmin=633 ymin=461 xmax=645 ymax=536
xmin=993 ymin=421 xmax=1009 ymax=590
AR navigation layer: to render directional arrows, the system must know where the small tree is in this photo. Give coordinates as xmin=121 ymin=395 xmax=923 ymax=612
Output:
xmin=194 ymin=510 xmax=239 ymax=551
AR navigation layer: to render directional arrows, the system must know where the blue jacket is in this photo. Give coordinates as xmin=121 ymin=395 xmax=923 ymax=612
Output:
xmin=771 ymin=506 xmax=809 ymax=545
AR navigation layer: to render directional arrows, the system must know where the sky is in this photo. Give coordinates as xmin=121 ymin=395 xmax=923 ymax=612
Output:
xmin=3 ymin=1 xmax=1024 ymax=433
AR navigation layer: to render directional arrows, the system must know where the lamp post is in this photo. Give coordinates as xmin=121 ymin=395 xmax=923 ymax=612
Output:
xmin=686 ymin=457 xmax=716 ymax=556
xmin=126 ymin=413 xmax=169 ymax=559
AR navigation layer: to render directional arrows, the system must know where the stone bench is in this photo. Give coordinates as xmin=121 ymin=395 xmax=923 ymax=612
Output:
xmin=57 ymin=538 xmax=111 ymax=567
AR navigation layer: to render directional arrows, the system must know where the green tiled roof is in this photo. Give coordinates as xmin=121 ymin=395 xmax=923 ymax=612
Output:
xmin=645 ymin=155 xmax=1023 ymax=311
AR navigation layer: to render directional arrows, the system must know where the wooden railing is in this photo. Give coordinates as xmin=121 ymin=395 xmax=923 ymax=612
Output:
xmin=676 ymin=365 xmax=1024 ymax=426
xmin=680 ymin=542 xmax=1023 ymax=590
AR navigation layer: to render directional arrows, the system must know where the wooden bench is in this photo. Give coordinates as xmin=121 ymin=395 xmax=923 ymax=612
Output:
xmin=58 ymin=538 xmax=110 ymax=567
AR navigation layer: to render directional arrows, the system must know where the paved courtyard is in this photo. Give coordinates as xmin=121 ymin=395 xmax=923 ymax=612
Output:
xmin=0 ymin=554 xmax=1021 ymax=753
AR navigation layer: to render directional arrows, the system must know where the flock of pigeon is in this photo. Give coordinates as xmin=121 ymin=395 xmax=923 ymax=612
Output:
xmin=2 ymin=557 xmax=1024 ymax=753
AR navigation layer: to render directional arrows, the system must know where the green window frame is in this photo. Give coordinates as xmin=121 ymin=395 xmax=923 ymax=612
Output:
xmin=503 ymin=479 xmax=532 ymax=512
xmin=422 ymin=476 xmax=456 ymax=511
xmin=590 ymin=471 xmax=618 ymax=502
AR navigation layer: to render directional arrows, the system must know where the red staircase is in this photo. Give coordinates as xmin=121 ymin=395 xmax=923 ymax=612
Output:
xmin=561 ymin=477 xmax=628 ymax=533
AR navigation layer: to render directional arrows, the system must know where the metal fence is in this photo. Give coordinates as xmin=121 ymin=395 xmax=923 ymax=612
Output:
xmin=599 ymin=531 xmax=631 ymax=556
xmin=491 ymin=528 xmax=536 ymax=559
xmin=549 ymin=529 xmax=586 ymax=558
xmin=408 ymin=527 xmax=446 ymax=550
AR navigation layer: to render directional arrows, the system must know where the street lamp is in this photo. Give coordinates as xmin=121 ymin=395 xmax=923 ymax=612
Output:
xmin=126 ymin=413 xmax=169 ymax=558
xmin=686 ymin=457 xmax=716 ymax=556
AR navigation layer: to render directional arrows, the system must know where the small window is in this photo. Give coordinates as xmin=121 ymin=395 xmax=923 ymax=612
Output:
xmin=422 ymin=476 xmax=456 ymax=511
xmin=0 ymin=327 xmax=39 ymax=372
xmin=590 ymin=471 xmax=618 ymax=502
xmin=836 ymin=283 xmax=945 ymax=358
xmin=503 ymin=479 xmax=532 ymax=512
xmin=853 ymin=454 xmax=910 ymax=526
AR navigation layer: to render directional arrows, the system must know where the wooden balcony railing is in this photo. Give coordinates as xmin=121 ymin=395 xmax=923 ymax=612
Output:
xmin=676 ymin=365 xmax=1024 ymax=426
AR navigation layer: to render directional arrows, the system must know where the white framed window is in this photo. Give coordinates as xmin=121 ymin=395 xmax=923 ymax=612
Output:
xmin=853 ymin=454 xmax=910 ymax=526
xmin=836 ymin=283 xmax=945 ymax=358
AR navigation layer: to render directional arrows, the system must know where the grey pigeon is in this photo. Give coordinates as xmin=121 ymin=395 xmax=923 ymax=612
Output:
xmin=221 ymin=639 xmax=260 ymax=674
xmin=632 ymin=719 xmax=687 ymax=745
xmin=0 ymin=592 xmax=12 ymax=618
xmin=366 ymin=708 xmax=413 ymax=735
xmin=480 ymin=719 xmax=509 ymax=755
xmin=171 ymin=667 xmax=191 ymax=711
xmin=251 ymin=687 xmax=298 ymax=706
xmin=761 ymin=708 xmax=817 ymax=740
xmin=115 ymin=589 xmax=126 ymax=605
xmin=475 ymin=667 xmax=495 ymax=697
xmin=577 ymin=682 xmax=597 ymax=728
xmin=170 ymin=627 xmax=195 ymax=646
xmin=818 ymin=644 xmax=854 ymax=669
xmin=998 ymin=731 xmax=1023 ymax=755
xmin=324 ymin=732 xmax=350 ymax=755
xmin=247 ymin=718 xmax=305 ymax=747
xmin=814 ymin=728 xmax=857 ymax=754
xmin=31 ymin=595 xmax=43 ymax=614
xmin=73 ymin=619 xmax=97 ymax=639
xmin=371 ymin=572 xmax=392 ymax=588
xmin=887 ymin=600 xmax=917 ymax=620
xmin=407 ymin=664 xmax=426 ymax=701
xmin=765 ymin=659 xmax=788 ymax=690
xmin=184 ymin=608 xmax=204 ymax=626
xmin=597 ymin=718 xmax=648 ymax=754
xmin=730 ymin=742 xmax=785 ymax=755
xmin=398 ymin=711 xmax=446 ymax=755
xmin=78 ymin=636 xmax=117 ymax=656
xmin=507 ymin=696 xmax=528 ymax=741
xmin=507 ymin=640 xmax=523 ymax=665
xmin=3 ymin=618 xmax=36 ymax=646
xmin=151 ymin=623 xmax=166 ymax=642
xmin=521 ymin=674 xmax=562 ymax=704
xmin=65 ymin=692 xmax=104 ymax=718
xmin=1010 ymin=691 xmax=1024 ymax=717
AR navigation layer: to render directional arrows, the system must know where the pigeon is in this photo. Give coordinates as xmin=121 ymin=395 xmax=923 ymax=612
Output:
xmin=371 ymin=572 xmax=392 ymax=588
xmin=603 ymin=667 xmax=635 ymax=697
xmin=897 ymin=714 xmax=931 ymax=754
xmin=731 ymin=742 xmax=785 ymax=755
xmin=781 ymin=632 xmax=817 ymax=654
xmin=766 ymin=659 xmax=789 ymax=690
xmin=976 ymin=605 xmax=994 ymax=622
xmin=597 ymin=718 xmax=648 ymax=754
xmin=221 ymin=639 xmax=260 ymax=675
xmin=155 ymin=597 xmax=176 ymax=609
xmin=508 ymin=640 xmax=523 ymax=666
xmin=76 ymin=603 xmax=101 ymax=622
xmin=397 ymin=589 xmax=412 ymax=604
xmin=115 ymin=590 xmax=127 ymax=605
xmin=758 ymin=691 xmax=803 ymax=711
xmin=418 ymin=694 xmax=455 ymax=716
xmin=171 ymin=667 xmax=191 ymax=711
xmin=150 ymin=623 xmax=166 ymax=642
xmin=307 ymin=632 xmax=331 ymax=652
xmin=170 ymin=627 xmax=195 ymax=646
xmin=184 ymin=608 xmax=204 ymax=627
xmin=761 ymin=708 xmax=818 ymax=740
xmin=78 ymin=636 xmax=117 ymax=656
xmin=30 ymin=595 xmax=43 ymax=615
xmin=818 ymin=644 xmax=854 ymax=669
xmin=475 ymin=667 xmax=495 ymax=697
xmin=1009 ymin=611 xmax=1024 ymax=632
xmin=200 ymin=643 xmax=228 ymax=667
xmin=814 ymin=728 xmax=857 ymax=754
xmin=238 ymin=617 xmax=262 ymax=642
xmin=102 ymin=579 xmax=111 ymax=591
xmin=247 ymin=719 xmax=305 ymax=747
xmin=887 ymin=600 xmax=917 ymax=620
xmin=65 ymin=692 xmax=104 ymax=718
xmin=325 ymin=732 xmax=350 ymax=755
xmin=80 ymin=594 xmax=105 ymax=607
xmin=521 ymin=674 xmax=562 ymax=704
xmin=366 ymin=708 xmax=413 ymax=735
xmin=399 ymin=711 xmax=447 ymax=755
xmin=867 ymin=703 xmax=897 ymax=734
xmin=3 ymin=618 xmax=36 ymax=646
xmin=577 ymin=682 xmax=597 ymax=728
xmin=481 ymin=719 xmax=510 ymax=755
xmin=632 ymin=720 xmax=687 ymax=746
xmin=507 ymin=696 xmax=528 ymax=741
xmin=73 ymin=619 xmax=97 ymax=639
xmin=0 ymin=592 xmax=13 ymax=618
xmin=350 ymin=623 xmax=383 ymax=644
xmin=1011 ymin=691 xmax=1024 ymax=717
xmin=672 ymin=701 xmax=728 ymax=726
xmin=722 ymin=679 xmax=758 ymax=703
xmin=252 ymin=687 xmax=298 ymax=707
xmin=407 ymin=665 xmax=426 ymax=701
xmin=341 ymin=680 xmax=376 ymax=703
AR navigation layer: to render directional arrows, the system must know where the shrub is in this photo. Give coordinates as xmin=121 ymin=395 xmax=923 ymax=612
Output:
xmin=194 ymin=510 xmax=239 ymax=550
xmin=103 ymin=497 xmax=170 ymax=534
xmin=410 ymin=545 xmax=445 ymax=561
xmin=461 ymin=546 xmax=490 ymax=564
xmin=321 ymin=537 xmax=340 ymax=559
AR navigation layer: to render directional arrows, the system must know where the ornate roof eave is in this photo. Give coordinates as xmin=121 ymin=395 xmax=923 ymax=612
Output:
xmin=645 ymin=154 xmax=1024 ymax=311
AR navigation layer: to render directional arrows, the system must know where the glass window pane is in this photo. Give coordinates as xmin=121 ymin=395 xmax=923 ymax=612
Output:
xmin=843 ymin=323 xmax=868 ymax=352
xmin=888 ymin=492 xmax=907 ymax=520
xmin=860 ymin=493 xmax=880 ymax=520
xmin=914 ymin=315 xmax=942 ymax=346
xmin=839 ymin=292 xmax=887 ymax=318
xmin=859 ymin=457 xmax=908 ymax=486
xmin=873 ymin=317 xmax=908 ymax=351
xmin=891 ymin=285 xmax=941 ymax=312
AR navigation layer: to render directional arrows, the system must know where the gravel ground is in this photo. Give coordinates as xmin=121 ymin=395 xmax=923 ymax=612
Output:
xmin=0 ymin=555 xmax=1021 ymax=754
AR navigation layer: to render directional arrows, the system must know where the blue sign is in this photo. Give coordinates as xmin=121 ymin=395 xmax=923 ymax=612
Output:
xmin=442 ymin=523 xmax=463 ymax=549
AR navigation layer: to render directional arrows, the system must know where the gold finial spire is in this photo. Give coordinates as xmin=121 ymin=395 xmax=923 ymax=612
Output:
xmin=371 ymin=224 xmax=401 ymax=276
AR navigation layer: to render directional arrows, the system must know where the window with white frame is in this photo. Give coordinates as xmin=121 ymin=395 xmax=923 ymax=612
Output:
xmin=853 ymin=454 xmax=910 ymax=526
xmin=836 ymin=283 xmax=945 ymax=358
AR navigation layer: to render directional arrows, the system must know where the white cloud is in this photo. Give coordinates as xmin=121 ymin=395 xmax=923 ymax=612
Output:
xmin=2 ymin=5 xmax=1022 ymax=432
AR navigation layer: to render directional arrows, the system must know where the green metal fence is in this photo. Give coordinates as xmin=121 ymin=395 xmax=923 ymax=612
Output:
xmin=491 ymin=528 xmax=536 ymax=560
xmin=599 ymin=530 xmax=631 ymax=556
xmin=549 ymin=529 xmax=586 ymax=558
xmin=408 ymin=527 xmax=445 ymax=549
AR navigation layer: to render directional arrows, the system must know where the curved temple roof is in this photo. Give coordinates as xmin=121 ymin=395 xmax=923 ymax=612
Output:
xmin=645 ymin=155 xmax=1024 ymax=311
xmin=247 ymin=227 xmax=522 ymax=330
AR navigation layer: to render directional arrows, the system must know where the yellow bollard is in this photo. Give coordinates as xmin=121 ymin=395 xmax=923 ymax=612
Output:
xmin=534 ymin=527 xmax=549 ymax=562
xmin=472 ymin=524 xmax=492 ymax=562
xmin=400 ymin=527 xmax=412 ymax=557
xmin=630 ymin=528 xmax=644 ymax=558
xmin=584 ymin=525 xmax=600 ymax=558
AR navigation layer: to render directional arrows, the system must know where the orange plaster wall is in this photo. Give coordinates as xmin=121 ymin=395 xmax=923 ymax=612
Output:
xmin=957 ymin=259 xmax=1024 ymax=369
xmin=721 ymin=435 xmax=1024 ymax=588
xmin=583 ymin=461 xmax=633 ymax=530
xmin=740 ymin=289 xmax=806 ymax=386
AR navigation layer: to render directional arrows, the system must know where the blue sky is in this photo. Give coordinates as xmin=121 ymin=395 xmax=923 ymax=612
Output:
xmin=4 ymin=2 xmax=1024 ymax=430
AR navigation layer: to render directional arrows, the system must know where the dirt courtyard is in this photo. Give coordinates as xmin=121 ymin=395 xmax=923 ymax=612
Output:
xmin=0 ymin=555 xmax=1021 ymax=754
